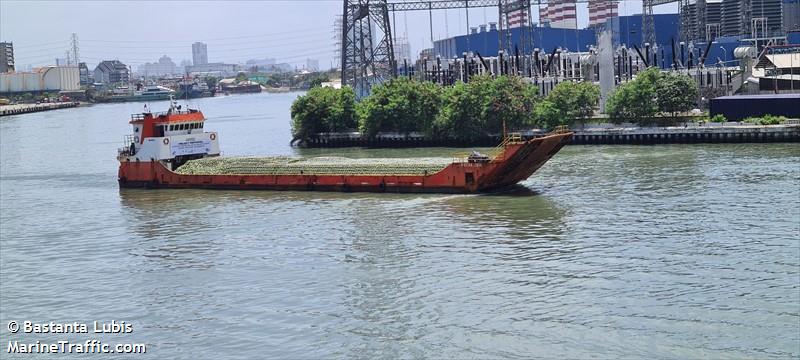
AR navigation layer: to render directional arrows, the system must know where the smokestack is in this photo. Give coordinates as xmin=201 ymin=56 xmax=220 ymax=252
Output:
xmin=479 ymin=24 xmax=487 ymax=33
xmin=471 ymin=27 xmax=478 ymax=34
xmin=489 ymin=22 xmax=498 ymax=31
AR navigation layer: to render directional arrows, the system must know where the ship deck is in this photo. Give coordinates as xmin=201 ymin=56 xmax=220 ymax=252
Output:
xmin=175 ymin=156 xmax=454 ymax=176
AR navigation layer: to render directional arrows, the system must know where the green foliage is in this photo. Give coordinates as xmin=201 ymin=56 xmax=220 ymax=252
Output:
xmin=606 ymin=67 xmax=661 ymax=124
xmin=743 ymin=115 xmax=786 ymax=125
xmin=709 ymin=114 xmax=726 ymax=123
xmin=308 ymin=74 xmax=330 ymax=89
xmin=290 ymin=86 xmax=357 ymax=140
xmin=606 ymin=68 xmax=699 ymax=124
xmin=358 ymin=77 xmax=442 ymax=137
xmin=235 ymin=72 xmax=248 ymax=83
xmin=435 ymin=76 xmax=539 ymax=140
xmin=657 ymin=72 xmax=698 ymax=117
xmin=536 ymin=81 xmax=599 ymax=128
xmin=203 ymin=76 xmax=218 ymax=90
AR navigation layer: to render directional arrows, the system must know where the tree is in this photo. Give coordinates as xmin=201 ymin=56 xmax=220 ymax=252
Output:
xmin=656 ymin=72 xmax=697 ymax=118
xmin=483 ymin=76 xmax=539 ymax=133
xmin=537 ymin=81 xmax=600 ymax=128
xmin=358 ymin=78 xmax=442 ymax=137
xmin=606 ymin=67 xmax=661 ymax=124
xmin=290 ymin=86 xmax=357 ymax=142
xmin=435 ymin=76 xmax=539 ymax=140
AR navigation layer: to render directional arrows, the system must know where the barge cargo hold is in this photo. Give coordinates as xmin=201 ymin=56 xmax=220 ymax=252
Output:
xmin=117 ymin=102 xmax=573 ymax=193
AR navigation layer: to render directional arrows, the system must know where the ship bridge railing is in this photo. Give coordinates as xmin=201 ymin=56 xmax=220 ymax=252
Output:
xmin=489 ymin=133 xmax=524 ymax=161
xmin=117 ymin=135 xmax=136 ymax=156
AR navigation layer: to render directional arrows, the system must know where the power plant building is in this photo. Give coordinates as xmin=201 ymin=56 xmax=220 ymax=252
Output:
xmin=538 ymin=0 xmax=577 ymax=29
xmin=721 ymin=0 xmax=784 ymax=36
xmin=588 ymin=0 xmax=618 ymax=28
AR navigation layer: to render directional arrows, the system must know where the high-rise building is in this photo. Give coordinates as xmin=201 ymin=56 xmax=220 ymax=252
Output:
xmin=539 ymin=0 xmax=577 ymax=29
xmin=393 ymin=37 xmax=412 ymax=62
xmin=139 ymin=55 xmax=178 ymax=77
xmin=192 ymin=42 xmax=208 ymax=66
xmin=306 ymin=58 xmax=320 ymax=71
xmin=1 ymin=42 xmax=14 ymax=73
xmin=588 ymin=0 xmax=618 ymax=28
xmin=784 ymin=0 xmax=800 ymax=32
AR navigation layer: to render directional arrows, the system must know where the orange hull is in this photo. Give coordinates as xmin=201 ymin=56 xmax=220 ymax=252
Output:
xmin=118 ymin=132 xmax=572 ymax=193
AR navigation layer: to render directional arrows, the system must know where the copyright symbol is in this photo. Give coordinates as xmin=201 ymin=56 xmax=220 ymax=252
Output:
xmin=8 ymin=321 xmax=19 ymax=333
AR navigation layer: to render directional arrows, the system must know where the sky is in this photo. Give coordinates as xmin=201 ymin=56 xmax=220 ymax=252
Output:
xmin=0 ymin=0 xmax=678 ymax=71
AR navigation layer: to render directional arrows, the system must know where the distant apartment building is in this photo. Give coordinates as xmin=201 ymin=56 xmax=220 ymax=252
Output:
xmin=93 ymin=60 xmax=130 ymax=85
xmin=306 ymin=58 xmax=320 ymax=71
xmin=393 ymin=37 xmax=412 ymax=62
xmin=192 ymin=42 xmax=208 ymax=66
xmin=1 ymin=42 xmax=14 ymax=73
xmin=139 ymin=55 xmax=177 ymax=77
xmin=78 ymin=62 xmax=90 ymax=85
xmin=186 ymin=62 xmax=240 ymax=77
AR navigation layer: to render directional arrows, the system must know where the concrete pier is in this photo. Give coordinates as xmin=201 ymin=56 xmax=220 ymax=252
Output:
xmin=301 ymin=123 xmax=800 ymax=147
xmin=0 ymin=102 xmax=80 ymax=117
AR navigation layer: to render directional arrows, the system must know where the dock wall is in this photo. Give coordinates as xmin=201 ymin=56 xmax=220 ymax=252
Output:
xmin=301 ymin=124 xmax=800 ymax=147
xmin=0 ymin=102 xmax=80 ymax=117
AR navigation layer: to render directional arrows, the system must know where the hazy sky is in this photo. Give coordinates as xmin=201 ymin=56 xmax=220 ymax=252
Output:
xmin=1 ymin=0 xmax=677 ymax=70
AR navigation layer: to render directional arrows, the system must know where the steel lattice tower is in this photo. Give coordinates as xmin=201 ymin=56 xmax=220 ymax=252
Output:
xmin=341 ymin=0 xmax=396 ymax=98
xmin=642 ymin=0 xmax=656 ymax=46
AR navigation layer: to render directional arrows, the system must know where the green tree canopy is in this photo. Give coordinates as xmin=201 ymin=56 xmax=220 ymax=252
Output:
xmin=656 ymin=72 xmax=698 ymax=117
xmin=435 ymin=76 xmax=539 ymax=140
xmin=358 ymin=77 xmax=442 ymax=137
xmin=535 ymin=81 xmax=600 ymax=128
xmin=290 ymin=86 xmax=357 ymax=141
xmin=606 ymin=67 xmax=661 ymax=123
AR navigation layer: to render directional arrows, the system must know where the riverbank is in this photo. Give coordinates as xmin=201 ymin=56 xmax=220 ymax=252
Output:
xmin=298 ymin=123 xmax=800 ymax=147
xmin=0 ymin=102 xmax=80 ymax=117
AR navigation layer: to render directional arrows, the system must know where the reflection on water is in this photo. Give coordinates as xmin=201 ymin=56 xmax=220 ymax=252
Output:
xmin=1 ymin=94 xmax=798 ymax=359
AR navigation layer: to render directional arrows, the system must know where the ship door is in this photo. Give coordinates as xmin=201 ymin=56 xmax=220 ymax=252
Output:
xmin=465 ymin=172 xmax=474 ymax=185
xmin=154 ymin=124 xmax=165 ymax=137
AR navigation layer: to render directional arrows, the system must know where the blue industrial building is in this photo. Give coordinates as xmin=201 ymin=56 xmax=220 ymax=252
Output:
xmin=433 ymin=13 xmax=744 ymax=69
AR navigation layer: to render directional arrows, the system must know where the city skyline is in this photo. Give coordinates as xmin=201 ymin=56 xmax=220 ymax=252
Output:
xmin=1 ymin=0 xmax=678 ymax=70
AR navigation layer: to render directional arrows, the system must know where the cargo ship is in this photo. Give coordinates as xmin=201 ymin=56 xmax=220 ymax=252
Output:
xmin=117 ymin=101 xmax=573 ymax=193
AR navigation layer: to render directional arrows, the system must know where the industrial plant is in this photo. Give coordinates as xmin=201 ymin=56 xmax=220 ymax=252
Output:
xmin=338 ymin=0 xmax=800 ymax=101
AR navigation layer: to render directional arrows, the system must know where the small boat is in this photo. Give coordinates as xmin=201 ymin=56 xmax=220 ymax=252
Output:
xmin=117 ymin=101 xmax=573 ymax=193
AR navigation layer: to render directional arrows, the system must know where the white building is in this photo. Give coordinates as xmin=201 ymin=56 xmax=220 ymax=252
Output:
xmin=0 ymin=66 xmax=80 ymax=93
xmin=192 ymin=42 xmax=208 ymax=65
xmin=139 ymin=55 xmax=178 ymax=77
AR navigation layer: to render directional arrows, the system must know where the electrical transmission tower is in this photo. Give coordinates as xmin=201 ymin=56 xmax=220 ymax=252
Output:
xmin=340 ymin=0 xmax=396 ymax=98
xmin=70 ymin=33 xmax=80 ymax=65
xmin=642 ymin=0 xmax=656 ymax=46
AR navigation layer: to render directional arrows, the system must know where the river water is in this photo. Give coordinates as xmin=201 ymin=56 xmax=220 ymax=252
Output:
xmin=1 ymin=92 xmax=798 ymax=359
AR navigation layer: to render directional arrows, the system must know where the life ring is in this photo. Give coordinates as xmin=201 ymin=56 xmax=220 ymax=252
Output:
xmin=133 ymin=136 xmax=139 ymax=143
xmin=163 ymin=138 xmax=170 ymax=145
xmin=210 ymin=133 xmax=216 ymax=140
